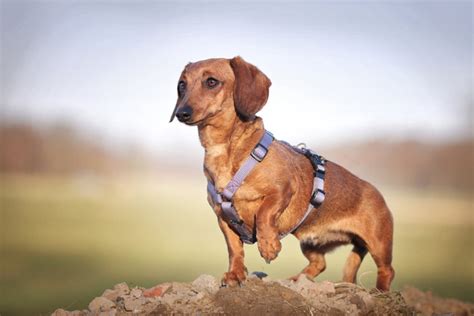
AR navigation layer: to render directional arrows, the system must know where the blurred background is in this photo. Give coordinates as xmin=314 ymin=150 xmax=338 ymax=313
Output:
xmin=1 ymin=0 xmax=472 ymax=314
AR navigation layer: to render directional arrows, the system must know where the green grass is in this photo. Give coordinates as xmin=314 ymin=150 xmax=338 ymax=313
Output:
xmin=1 ymin=174 xmax=473 ymax=315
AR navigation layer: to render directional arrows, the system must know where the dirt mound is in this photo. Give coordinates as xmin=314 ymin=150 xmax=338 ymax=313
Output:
xmin=402 ymin=286 xmax=474 ymax=316
xmin=52 ymin=274 xmax=473 ymax=316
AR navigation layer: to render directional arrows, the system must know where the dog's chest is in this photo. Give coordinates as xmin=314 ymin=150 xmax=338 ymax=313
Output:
xmin=204 ymin=145 xmax=235 ymax=190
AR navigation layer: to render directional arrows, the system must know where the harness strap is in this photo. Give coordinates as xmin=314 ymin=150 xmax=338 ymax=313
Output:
xmin=207 ymin=130 xmax=326 ymax=244
xmin=279 ymin=148 xmax=326 ymax=239
xmin=222 ymin=131 xmax=274 ymax=200
xmin=207 ymin=182 xmax=255 ymax=243
xmin=208 ymin=130 xmax=274 ymax=244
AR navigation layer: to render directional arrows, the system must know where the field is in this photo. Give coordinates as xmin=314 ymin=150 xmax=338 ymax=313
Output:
xmin=1 ymin=174 xmax=473 ymax=315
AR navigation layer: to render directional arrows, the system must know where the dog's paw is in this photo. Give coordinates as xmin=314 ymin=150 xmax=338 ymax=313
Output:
xmin=221 ymin=270 xmax=247 ymax=287
xmin=258 ymin=237 xmax=281 ymax=263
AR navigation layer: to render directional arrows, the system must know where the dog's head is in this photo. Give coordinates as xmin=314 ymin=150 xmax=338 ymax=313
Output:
xmin=169 ymin=56 xmax=271 ymax=125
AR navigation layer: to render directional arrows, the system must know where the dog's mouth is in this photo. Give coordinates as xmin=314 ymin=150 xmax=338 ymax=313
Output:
xmin=184 ymin=118 xmax=205 ymax=126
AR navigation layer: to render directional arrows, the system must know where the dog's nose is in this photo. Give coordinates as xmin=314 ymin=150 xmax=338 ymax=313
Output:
xmin=176 ymin=105 xmax=193 ymax=122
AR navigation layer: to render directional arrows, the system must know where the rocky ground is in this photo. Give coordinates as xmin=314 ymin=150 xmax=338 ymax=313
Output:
xmin=52 ymin=273 xmax=473 ymax=316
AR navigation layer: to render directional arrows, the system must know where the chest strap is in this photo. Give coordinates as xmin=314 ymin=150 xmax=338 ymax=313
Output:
xmin=208 ymin=130 xmax=274 ymax=244
xmin=207 ymin=130 xmax=326 ymax=244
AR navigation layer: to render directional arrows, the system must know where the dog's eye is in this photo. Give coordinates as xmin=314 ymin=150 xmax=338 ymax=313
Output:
xmin=178 ymin=81 xmax=186 ymax=96
xmin=206 ymin=77 xmax=219 ymax=89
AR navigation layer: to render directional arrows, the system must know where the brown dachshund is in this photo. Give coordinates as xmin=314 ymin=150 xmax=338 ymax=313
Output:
xmin=170 ymin=56 xmax=394 ymax=291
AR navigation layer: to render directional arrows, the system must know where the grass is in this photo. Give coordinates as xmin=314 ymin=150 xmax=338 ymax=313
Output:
xmin=1 ymin=174 xmax=473 ymax=315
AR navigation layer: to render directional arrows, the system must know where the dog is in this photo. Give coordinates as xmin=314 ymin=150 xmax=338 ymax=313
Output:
xmin=169 ymin=56 xmax=394 ymax=291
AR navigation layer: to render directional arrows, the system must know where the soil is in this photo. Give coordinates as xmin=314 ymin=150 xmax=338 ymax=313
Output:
xmin=52 ymin=273 xmax=474 ymax=316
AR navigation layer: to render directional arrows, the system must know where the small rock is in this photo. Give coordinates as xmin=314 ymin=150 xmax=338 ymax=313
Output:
xmin=277 ymin=275 xmax=335 ymax=299
xmin=98 ymin=311 xmax=117 ymax=316
xmin=52 ymin=309 xmax=85 ymax=316
xmin=250 ymin=271 xmax=268 ymax=279
xmin=143 ymin=283 xmax=171 ymax=298
xmin=276 ymin=279 xmax=292 ymax=288
xmin=152 ymin=304 xmax=172 ymax=314
xmin=160 ymin=293 xmax=180 ymax=306
xmin=130 ymin=288 xmax=142 ymax=298
xmin=156 ymin=282 xmax=196 ymax=306
xmin=318 ymin=281 xmax=336 ymax=294
xmin=113 ymin=282 xmax=130 ymax=296
xmin=334 ymin=282 xmax=358 ymax=294
xmin=349 ymin=293 xmax=365 ymax=310
xmin=101 ymin=289 xmax=120 ymax=301
xmin=191 ymin=275 xmax=219 ymax=294
xmin=123 ymin=296 xmax=146 ymax=312
xmin=326 ymin=306 xmax=346 ymax=316
xmin=249 ymin=271 xmax=272 ymax=282
xmin=51 ymin=309 xmax=69 ymax=316
xmin=356 ymin=291 xmax=375 ymax=312
xmin=88 ymin=297 xmax=115 ymax=312
xmin=292 ymin=274 xmax=319 ymax=297
xmin=189 ymin=291 xmax=206 ymax=303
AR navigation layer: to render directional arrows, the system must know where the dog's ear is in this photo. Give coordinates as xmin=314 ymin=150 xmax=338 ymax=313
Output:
xmin=230 ymin=56 xmax=271 ymax=120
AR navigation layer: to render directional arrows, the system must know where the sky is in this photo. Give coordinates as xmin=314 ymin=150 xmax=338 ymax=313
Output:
xmin=1 ymin=1 xmax=472 ymax=156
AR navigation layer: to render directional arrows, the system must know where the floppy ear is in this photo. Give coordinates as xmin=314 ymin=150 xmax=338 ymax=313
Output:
xmin=230 ymin=56 xmax=272 ymax=120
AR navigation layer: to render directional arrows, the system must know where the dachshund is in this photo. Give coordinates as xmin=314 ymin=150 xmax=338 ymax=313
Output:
xmin=169 ymin=56 xmax=395 ymax=291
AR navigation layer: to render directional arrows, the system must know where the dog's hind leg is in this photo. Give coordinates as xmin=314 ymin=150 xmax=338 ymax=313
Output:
xmin=365 ymin=205 xmax=395 ymax=291
xmin=369 ymin=236 xmax=395 ymax=291
xmin=290 ymin=242 xmax=326 ymax=281
xmin=342 ymin=243 xmax=368 ymax=283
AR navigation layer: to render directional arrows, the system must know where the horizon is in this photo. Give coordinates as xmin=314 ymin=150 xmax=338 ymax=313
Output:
xmin=1 ymin=1 xmax=472 ymax=157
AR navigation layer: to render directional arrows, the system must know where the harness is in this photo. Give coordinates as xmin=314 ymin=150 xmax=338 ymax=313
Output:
xmin=207 ymin=130 xmax=326 ymax=244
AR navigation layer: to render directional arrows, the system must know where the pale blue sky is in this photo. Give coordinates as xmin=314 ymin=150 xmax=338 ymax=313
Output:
xmin=1 ymin=1 xmax=472 ymax=155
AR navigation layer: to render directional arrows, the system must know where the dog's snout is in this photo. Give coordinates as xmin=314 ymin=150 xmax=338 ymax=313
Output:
xmin=176 ymin=105 xmax=193 ymax=122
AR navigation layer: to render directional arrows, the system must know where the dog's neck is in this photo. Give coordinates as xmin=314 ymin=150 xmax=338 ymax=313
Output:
xmin=198 ymin=111 xmax=265 ymax=187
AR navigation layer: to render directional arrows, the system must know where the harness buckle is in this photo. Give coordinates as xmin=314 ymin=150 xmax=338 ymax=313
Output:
xmin=316 ymin=164 xmax=325 ymax=174
xmin=251 ymin=143 xmax=268 ymax=162
xmin=315 ymin=167 xmax=325 ymax=179
xmin=310 ymin=189 xmax=325 ymax=207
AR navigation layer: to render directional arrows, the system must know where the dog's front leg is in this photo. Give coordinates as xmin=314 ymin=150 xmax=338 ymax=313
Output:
xmin=217 ymin=217 xmax=247 ymax=287
xmin=256 ymin=192 xmax=288 ymax=263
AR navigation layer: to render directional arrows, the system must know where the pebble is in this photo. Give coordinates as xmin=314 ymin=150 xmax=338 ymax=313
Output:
xmin=88 ymin=297 xmax=115 ymax=312
xmin=123 ymin=296 xmax=146 ymax=312
xmin=143 ymin=283 xmax=171 ymax=298
xmin=250 ymin=271 xmax=268 ymax=279
xmin=51 ymin=309 xmax=69 ymax=316
xmin=318 ymin=281 xmax=336 ymax=294
xmin=130 ymin=288 xmax=142 ymax=298
xmin=51 ymin=309 xmax=87 ymax=316
xmin=191 ymin=274 xmax=220 ymax=294
xmin=189 ymin=292 xmax=206 ymax=303
xmin=277 ymin=274 xmax=335 ymax=299
xmin=354 ymin=291 xmax=375 ymax=312
xmin=101 ymin=289 xmax=120 ymax=301
xmin=113 ymin=282 xmax=130 ymax=296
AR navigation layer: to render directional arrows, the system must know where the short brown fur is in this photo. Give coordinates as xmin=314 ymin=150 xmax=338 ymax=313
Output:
xmin=171 ymin=57 xmax=395 ymax=291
